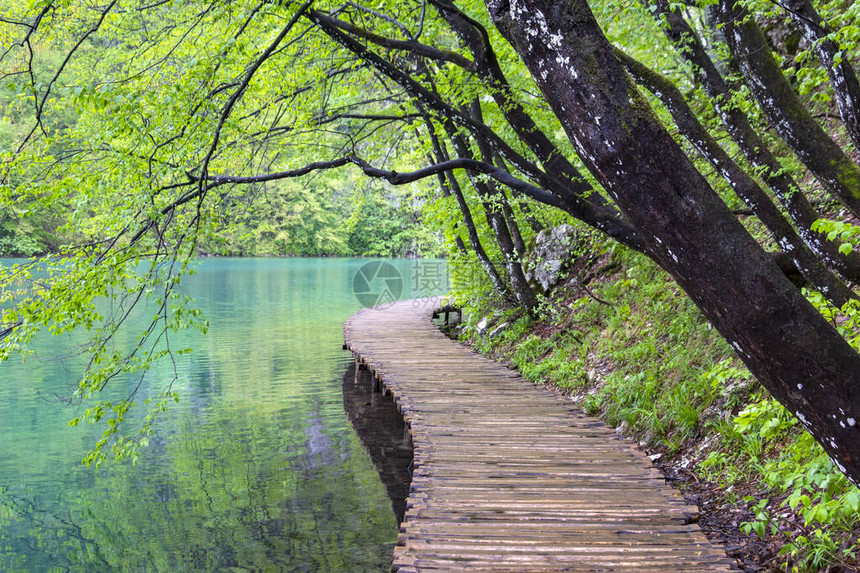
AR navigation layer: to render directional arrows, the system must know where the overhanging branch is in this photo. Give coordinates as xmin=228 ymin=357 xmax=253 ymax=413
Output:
xmin=197 ymin=155 xmax=564 ymax=208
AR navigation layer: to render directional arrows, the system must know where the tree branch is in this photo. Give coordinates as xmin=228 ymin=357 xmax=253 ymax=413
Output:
xmin=307 ymin=8 xmax=647 ymax=251
xmin=18 ymin=0 xmax=119 ymax=151
xmin=196 ymin=1 xmax=313 ymax=186
xmin=321 ymin=11 xmax=475 ymax=70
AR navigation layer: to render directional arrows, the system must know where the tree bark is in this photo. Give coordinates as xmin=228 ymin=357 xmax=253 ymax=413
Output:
xmin=448 ymin=168 xmax=519 ymax=302
xmin=495 ymin=154 xmax=545 ymax=234
xmin=649 ymin=0 xmax=860 ymax=284
xmin=432 ymin=0 xmax=618 ymax=213
xmin=501 ymin=192 xmax=527 ymax=258
xmin=714 ymin=0 xmax=860 ymax=218
xmin=485 ymin=0 xmax=860 ymax=484
xmin=428 ymin=159 xmax=473 ymax=256
xmin=469 ymin=98 xmax=529 ymax=260
xmin=619 ymin=49 xmax=858 ymax=308
xmin=782 ymin=0 xmax=860 ymax=152
xmin=478 ymin=185 xmax=537 ymax=310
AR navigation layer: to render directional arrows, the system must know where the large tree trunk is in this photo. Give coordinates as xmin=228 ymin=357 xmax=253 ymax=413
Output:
xmin=782 ymin=0 xmax=860 ymax=152
xmin=619 ymin=50 xmax=858 ymax=309
xmin=714 ymin=0 xmax=860 ymax=218
xmin=485 ymin=0 xmax=860 ymax=484
xmin=648 ymin=0 xmax=860 ymax=284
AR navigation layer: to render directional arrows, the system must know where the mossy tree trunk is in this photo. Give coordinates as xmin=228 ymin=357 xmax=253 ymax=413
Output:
xmin=714 ymin=0 xmax=860 ymax=218
xmin=648 ymin=0 xmax=860 ymax=284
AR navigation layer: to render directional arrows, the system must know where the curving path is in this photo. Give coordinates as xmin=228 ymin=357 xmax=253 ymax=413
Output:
xmin=344 ymin=300 xmax=735 ymax=572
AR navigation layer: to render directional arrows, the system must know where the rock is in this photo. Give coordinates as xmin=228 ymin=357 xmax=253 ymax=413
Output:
xmin=525 ymin=224 xmax=579 ymax=292
xmin=476 ymin=316 xmax=489 ymax=335
xmin=648 ymin=453 xmax=663 ymax=462
xmin=488 ymin=322 xmax=509 ymax=339
xmin=585 ymin=368 xmax=603 ymax=385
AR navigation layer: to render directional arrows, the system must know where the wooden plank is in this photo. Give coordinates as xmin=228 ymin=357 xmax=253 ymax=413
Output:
xmin=344 ymin=300 xmax=735 ymax=572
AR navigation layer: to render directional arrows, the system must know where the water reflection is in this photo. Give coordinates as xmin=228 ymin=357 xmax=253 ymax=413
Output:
xmin=0 ymin=259 xmax=454 ymax=573
xmin=0 ymin=258 xmax=453 ymax=571
xmin=303 ymin=413 xmax=340 ymax=470
xmin=341 ymin=361 xmax=413 ymax=524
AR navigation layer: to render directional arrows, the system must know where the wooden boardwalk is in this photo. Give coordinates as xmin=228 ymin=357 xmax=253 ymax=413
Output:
xmin=344 ymin=300 xmax=734 ymax=572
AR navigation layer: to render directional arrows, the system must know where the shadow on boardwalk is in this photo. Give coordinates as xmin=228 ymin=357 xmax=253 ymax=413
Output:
xmin=344 ymin=299 xmax=736 ymax=572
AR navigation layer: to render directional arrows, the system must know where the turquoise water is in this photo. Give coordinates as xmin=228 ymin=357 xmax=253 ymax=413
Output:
xmin=0 ymin=257 xmax=447 ymax=572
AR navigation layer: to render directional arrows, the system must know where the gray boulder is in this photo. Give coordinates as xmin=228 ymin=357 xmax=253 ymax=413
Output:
xmin=525 ymin=224 xmax=578 ymax=292
xmin=475 ymin=315 xmax=490 ymax=335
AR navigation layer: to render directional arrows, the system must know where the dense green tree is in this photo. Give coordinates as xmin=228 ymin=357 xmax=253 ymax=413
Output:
xmin=0 ymin=205 xmax=53 ymax=255
xmin=1 ymin=0 xmax=859 ymax=483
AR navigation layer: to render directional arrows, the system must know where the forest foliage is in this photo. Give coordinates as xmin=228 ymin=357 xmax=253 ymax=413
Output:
xmin=0 ymin=83 xmax=435 ymax=259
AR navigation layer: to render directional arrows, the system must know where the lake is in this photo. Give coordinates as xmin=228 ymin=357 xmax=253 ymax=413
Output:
xmin=0 ymin=257 xmax=447 ymax=572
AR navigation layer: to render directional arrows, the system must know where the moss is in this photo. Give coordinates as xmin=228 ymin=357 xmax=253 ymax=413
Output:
xmin=833 ymin=157 xmax=860 ymax=199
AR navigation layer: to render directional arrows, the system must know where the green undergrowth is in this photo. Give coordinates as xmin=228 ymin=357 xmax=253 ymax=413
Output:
xmin=453 ymin=246 xmax=860 ymax=572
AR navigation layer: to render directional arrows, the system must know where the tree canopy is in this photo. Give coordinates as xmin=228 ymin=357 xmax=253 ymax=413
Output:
xmin=1 ymin=0 xmax=860 ymax=482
